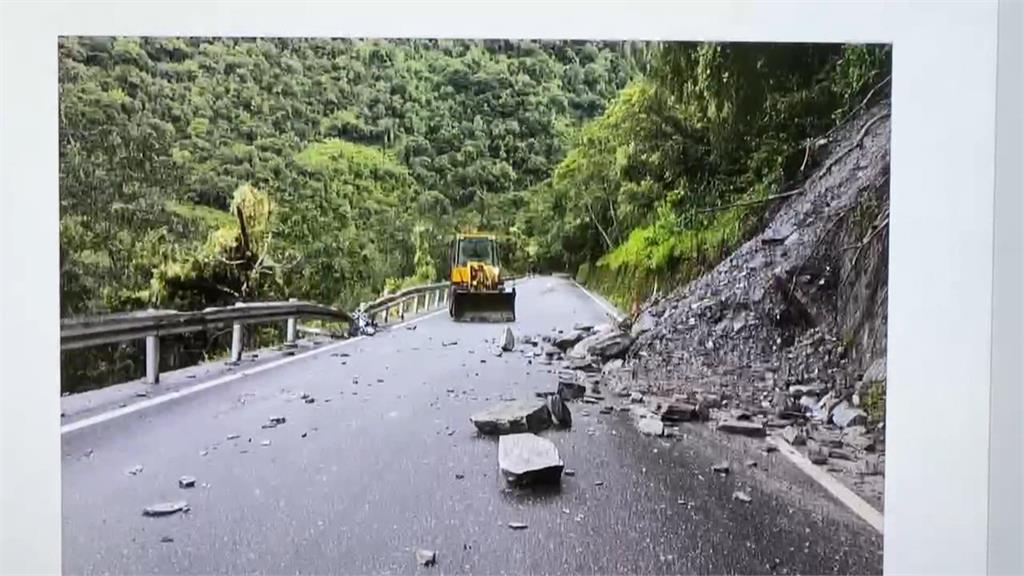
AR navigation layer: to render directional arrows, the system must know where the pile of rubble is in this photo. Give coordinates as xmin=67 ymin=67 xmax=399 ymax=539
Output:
xmin=542 ymin=104 xmax=891 ymax=492
xmin=466 ymin=323 xmax=640 ymax=491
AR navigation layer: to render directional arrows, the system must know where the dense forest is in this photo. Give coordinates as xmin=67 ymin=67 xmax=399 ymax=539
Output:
xmin=59 ymin=37 xmax=889 ymax=390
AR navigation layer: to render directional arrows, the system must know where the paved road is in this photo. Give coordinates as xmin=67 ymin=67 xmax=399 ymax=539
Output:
xmin=61 ymin=276 xmax=883 ymax=575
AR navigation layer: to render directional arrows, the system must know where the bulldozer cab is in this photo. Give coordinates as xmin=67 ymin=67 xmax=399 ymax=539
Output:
xmin=448 ymin=234 xmax=516 ymax=323
xmin=452 ymin=235 xmax=497 ymax=267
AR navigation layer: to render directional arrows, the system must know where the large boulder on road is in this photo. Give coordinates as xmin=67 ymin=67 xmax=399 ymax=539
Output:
xmin=471 ymin=400 xmax=552 ymax=435
xmin=553 ymin=330 xmax=587 ymax=352
xmin=499 ymin=433 xmax=564 ymax=485
xmin=568 ymin=329 xmax=633 ymax=360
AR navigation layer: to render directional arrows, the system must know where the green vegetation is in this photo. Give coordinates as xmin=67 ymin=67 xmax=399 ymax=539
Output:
xmin=517 ymin=43 xmax=891 ymax=310
xmin=59 ymin=37 xmax=889 ymax=390
xmin=862 ymin=379 xmax=887 ymax=426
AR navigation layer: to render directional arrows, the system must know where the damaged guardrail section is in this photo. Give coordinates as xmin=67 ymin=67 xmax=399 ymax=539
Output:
xmin=60 ymin=299 xmax=352 ymax=385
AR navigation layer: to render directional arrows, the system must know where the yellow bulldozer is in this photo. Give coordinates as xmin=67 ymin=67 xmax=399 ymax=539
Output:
xmin=447 ymin=232 xmax=516 ymax=322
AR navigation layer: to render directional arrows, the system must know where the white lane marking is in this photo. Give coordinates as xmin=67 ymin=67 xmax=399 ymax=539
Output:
xmin=61 ymin=308 xmax=448 ymax=435
xmin=767 ymin=436 xmax=884 ymax=533
xmin=570 ymin=279 xmax=625 ymax=321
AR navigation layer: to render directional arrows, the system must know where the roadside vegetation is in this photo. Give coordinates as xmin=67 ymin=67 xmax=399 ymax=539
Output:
xmin=59 ymin=38 xmax=889 ymax=390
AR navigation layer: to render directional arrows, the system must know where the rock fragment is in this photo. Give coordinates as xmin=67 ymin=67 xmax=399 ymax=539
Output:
xmin=732 ymin=491 xmax=753 ymax=503
xmin=545 ymin=394 xmax=573 ymax=428
xmin=498 ymin=433 xmax=564 ymax=486
xmin=716 ymin=419 xmax=767 ymax=437
xmin=507 ymin=522 xmax=529 ymax=530
xmin=415 ymin=549 xmax=437 ymax=567
xmin=500 ymin=327 xmax=516 ymax=352
xmin=126 ymin=465 xmax=144 ymax=476
xmin=831 ymin=400 xmax=867 ymax=428
xmin=143 ymin=501 xmax=189 ymax=517
xmin=638 ymin=418 xmax=664 ymax=436
xmin=781 ymin=425 xmax=807 ymax=446
xmin=806 ymin=440 xmax=829 ymax=464
xmin=660 ymin=401 xmax=698 ymax=423
xmin=470 ymin=400 xmax=552 ymax=435
xmin=178 ymin=476 xmax=196 ymax=489
xmin=711 ymin=462 xmax=730 ymax=475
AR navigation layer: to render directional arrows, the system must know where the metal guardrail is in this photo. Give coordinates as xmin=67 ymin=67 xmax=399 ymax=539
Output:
xmin=60 ymin=274 xmax=523 ymax=387
xmin=361 ymin=282 xmax=450 ymax=325
xmin=358 ymin=274 xmax=523 ymax=325
xmin=61 ymin=299 xmax=351 ymax=385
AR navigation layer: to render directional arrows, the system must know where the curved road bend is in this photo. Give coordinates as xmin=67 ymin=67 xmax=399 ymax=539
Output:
xmin=61 ymin=276 xmax=883 ymax=575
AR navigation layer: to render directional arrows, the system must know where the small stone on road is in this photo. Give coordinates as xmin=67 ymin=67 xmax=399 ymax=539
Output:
xmin=415 ymin=549 xmax=437 ymax=567
xmin=142 ymin=501 xmax=189 ymax=517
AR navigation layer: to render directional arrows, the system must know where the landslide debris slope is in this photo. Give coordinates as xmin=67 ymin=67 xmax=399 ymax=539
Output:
xmin=624 ymin=100 xmax=891 ymax=501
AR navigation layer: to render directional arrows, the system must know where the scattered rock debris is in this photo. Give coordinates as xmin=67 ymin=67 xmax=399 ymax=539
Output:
xmin=127 ymin=465 xmax=144 ymax=476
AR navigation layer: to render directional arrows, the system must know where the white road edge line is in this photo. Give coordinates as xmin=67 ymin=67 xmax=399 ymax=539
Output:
xmin=568 ymin=278 xmax=883 ymax=534
xmin=767 ymin=436 xmax=884 ymax=534
xmin=60 ymin=308 xmax=448 ymax=435
xmin=571 ymin=279 xmax=625 ymax=321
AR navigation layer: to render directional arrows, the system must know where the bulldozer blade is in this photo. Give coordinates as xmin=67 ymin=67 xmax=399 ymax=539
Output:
xmin=451 ymin=291 xmax=516 ymax=323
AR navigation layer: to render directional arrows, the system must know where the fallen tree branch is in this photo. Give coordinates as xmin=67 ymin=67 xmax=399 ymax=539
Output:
xmin=818 ymin=111 xmax=891 ymax=177
xmin=697 ymin=188 xmax=805 ymax=214
xmin=828 ymin=75 xmax=892 ymax=139
xmin=799 ymin=139 xmax=813 ymax=173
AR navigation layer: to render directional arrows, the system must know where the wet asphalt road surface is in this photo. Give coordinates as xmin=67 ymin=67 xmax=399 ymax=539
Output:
xmin=61 ymin=276 xmax=883 ymax=575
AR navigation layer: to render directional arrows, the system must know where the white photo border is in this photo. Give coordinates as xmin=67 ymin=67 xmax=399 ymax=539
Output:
xmin=1 ymin=1 xmax=1017 ymax=574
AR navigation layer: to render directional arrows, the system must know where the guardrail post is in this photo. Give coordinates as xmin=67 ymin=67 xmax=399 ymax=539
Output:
xmin=285 ymin=297 xmax=297 ymax=347
xmin=442 ymin=288 xmax=448 ymax=305
xmin=231 ymin=321 xmax=243 ymax=363
xmin=382 ymin=306 xmax=390 ymax=324
xmin=411 ymin=293 xmax=419 ymax=315
xmin=145 ymin=334 xmax=160 ymax=384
